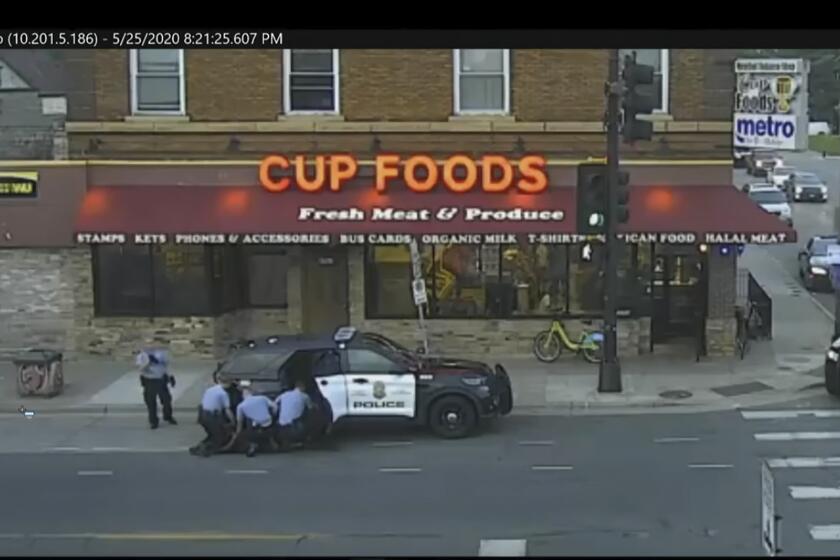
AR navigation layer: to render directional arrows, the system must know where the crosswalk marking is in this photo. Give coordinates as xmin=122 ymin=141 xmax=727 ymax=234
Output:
xmin=754 ymin=432 xmax=840 ymax=441
xmin=479 ymin=539 xmax=527 ymax=556
xmin=654 ymin=437 xmax=700 ymax=443
xmin=810 ymin=525 xmax=840 ymax=541
xmin=741 ymin=410 xmax=840 ymax=420
xmin=790 ymin=486 xmax=840 ymax=499
xmin=767 ymin=457 xmax=840 ymax=468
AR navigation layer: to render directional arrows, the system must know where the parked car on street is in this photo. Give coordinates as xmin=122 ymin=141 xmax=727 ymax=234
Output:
xmin=769 ymin=166 xmax=795 ymax=189
xmin=798 ymin=235 xmax=839 ymax=292
xmin=748 ymin=186 xmax=793 ymax=226
xmin=783 ymin=171 xmax=828 ymax=203
xmin=810 ymin=121 xmax=832 ymax=136
xmin=213 ymin=327 xmax=513 ymax=439
xmin=746 ymin=150 xmax=783 ymax=177
xmin=824 ymin=335 xmax=840 ymax=396
xmin=741 ymin=182 xmax=774 ymax=194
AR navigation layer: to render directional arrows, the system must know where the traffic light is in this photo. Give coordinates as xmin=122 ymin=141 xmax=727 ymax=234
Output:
xmin=621 ymin=53 xmax=656 ymax=143
xmin=577 ymin=163 xmax=607 ymax=235
xmin=615 ymin=170 xmax=630 ymax=224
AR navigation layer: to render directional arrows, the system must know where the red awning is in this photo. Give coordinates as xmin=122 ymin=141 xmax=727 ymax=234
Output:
xmin=75 ymin=183 xmax=796 ymax=243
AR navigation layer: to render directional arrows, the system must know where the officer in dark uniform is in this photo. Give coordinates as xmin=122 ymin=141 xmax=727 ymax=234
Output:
xmin=136 ymin=349 xmax=177 ymax=430
xmin=191 ymin=379 xmax=235 ymax=457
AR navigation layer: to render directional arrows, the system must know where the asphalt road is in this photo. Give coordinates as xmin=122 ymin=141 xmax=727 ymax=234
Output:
xmin=735 ymin=151 xmax=840 ymax=317
xmin=3 ymin=405 xmax=840 ymax=557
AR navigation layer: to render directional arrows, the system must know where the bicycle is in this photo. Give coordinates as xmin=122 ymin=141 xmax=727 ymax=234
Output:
xmin=532 ymin=317 xmax=604 ymax=364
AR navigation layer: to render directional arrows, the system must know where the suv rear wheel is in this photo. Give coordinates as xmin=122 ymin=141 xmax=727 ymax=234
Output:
xmin=428 ymin=395 xmax=478 ymax=439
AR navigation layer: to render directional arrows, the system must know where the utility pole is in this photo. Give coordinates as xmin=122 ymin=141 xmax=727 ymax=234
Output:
xmin=598 ymin=48 xmax=623 ymax=393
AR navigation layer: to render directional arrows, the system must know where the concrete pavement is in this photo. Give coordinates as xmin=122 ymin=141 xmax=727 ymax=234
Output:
xmin=4 ymin=403 xmax=840 ymax=556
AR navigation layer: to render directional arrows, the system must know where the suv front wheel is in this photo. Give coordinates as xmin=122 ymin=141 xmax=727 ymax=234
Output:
xmin=428 ymin=395 xmax=478 ymax=439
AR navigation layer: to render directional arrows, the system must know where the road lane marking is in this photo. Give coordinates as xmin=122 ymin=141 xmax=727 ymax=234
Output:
xmin=371 ymin=441 xmax=414 ymax=447
xmin=77 ymin=470 xmax=113 ymax=476
xmin=518 ymin=440 xmax=555 ymax=446
xmin=0 ymin=532 xmax=321 ymax=541
xmin=790 ymin=486 xmax=840 ymax=499
xmin=810 ymin=525 xmax=840 ymax=541
xmin=741 ymin=410 xmax=840 ymax=420
xmin=755 ymin=432 xmax=840 ymax=441
xmin=767 ymin=457 xmax=840 ymax=468
xmin=92 ymin=447 xmax=130 ymax=452
xmin=479 ymin=539 xmax=527 ymax=556
xmin=378 ymin=467 xmax=422 ymax=473
xmin=688 ymin=464 xmax=733 ymax=469
xmin=225 ymin=470 xmax=268 ymax=475
xmin=654 ymin=437 xmax=700 ymax=443
xmin=49 ymin=447 xmax=81 ymax=452
xmin=531 ymin=465 xmax=574 ymax=471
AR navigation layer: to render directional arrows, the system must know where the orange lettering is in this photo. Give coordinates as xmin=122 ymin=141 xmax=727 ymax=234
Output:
xmin=329 ymin=154 xmax=358 ymax=191
xmin=259 ymin=155 xmax=291 ymax=193
xmin=517 ymin=155 xmax=548 ymax=193
xmin=442 ymin=155 xmax=477 ymax=193
xmin=376 ymin=154 xmax=401 ymax=193
xmin=295 ymin=155 xmax=326 ymax=192
xmin=481 ymin=155 xmax=513 ymax=192
xmin=404 ymin=155 xmax=438 ymax=193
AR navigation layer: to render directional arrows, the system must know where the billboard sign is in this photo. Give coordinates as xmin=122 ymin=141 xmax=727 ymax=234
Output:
xmin=734 ymin=58 xmax=809 ymax=151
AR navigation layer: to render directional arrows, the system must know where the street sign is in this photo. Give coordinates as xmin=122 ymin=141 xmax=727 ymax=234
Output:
xmin=412 ymin=279 xmax=428 ymax=306
xmin=409 ymin=238 xmax=423 ymax=280
xmin=762 ymin=460 xmax=776 ymax=557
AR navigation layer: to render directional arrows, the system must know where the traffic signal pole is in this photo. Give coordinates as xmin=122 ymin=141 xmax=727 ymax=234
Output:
xmin=598 ymin=48 xmax=623 ymax=393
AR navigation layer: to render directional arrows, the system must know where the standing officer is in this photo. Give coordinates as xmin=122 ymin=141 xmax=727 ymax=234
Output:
xmin=193 ymin=379 xmax=235 ymax=457
xmin=136 ymin=349 xmax=177 ymax=430
xmin=227 ymin=386 xmax=276 ymax=457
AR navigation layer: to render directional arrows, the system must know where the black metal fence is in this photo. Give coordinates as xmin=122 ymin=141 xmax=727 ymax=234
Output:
xmin=747 ymin=273 xmax=773 ymax=340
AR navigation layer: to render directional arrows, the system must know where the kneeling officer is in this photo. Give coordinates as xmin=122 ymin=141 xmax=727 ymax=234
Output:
xmin=228 ymin=387 xmax=276 ymax=457
xmin=194 ymin=379 xmax=235 ymax=456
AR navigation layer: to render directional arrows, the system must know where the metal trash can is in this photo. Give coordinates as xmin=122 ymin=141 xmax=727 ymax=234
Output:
xmin=14 ymin=349 xmax=64 ymax=397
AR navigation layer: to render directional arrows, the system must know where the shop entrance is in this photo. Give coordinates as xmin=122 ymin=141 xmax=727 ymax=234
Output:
xmin=651 ymin=251 xmax=708 ymax=348
xmin=301 ymin=246 xmax=349 ymax=334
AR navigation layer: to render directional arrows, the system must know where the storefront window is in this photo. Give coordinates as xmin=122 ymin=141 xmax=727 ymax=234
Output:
xmin=211 ymin=245 xmax=244 ymax=313
xmin=500 ymin=243 xmax=567 ymax=315
xmin=432 ymin=244 xmax=496 ymax=318
xmin=94 ymin=245 xmax=154 ymax=316
xmin=151 ymin=245 xmax=211 ymax=316
xmin=365 ymin=245 xmax=433 ymax=319
xmin=568 ymin=242 xmax=605 ymax=314
xmin=245 ymin=247 xmax=288 ymax=308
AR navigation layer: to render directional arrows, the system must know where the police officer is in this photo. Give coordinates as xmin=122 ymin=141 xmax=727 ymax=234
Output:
xmin=229 ymin=387 xmax=276 ymax=457
xmin=193 ymin=379 xmax=235 ymax=457
xmin=274 ymin=378 xmax=314 ymax=450
xmin=136 ymin=349 xmax=177 ymax=430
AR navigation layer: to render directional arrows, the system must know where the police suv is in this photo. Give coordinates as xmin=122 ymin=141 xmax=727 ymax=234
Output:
xmin=213 ymin=327 xmax=513 ymax=439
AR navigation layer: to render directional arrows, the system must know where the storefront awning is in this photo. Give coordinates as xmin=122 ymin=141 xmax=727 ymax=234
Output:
xmin=74 ymin=183 xmax=796 ymax=245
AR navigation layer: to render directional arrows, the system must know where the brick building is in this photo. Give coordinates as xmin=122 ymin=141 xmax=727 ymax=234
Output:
xmin=0 ymin=48 xmax=794 ymax=359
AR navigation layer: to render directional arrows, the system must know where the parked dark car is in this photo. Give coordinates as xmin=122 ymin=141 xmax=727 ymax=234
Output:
xmin=213 ymin=327 xmax=513 ymax=439
xmin=783 ymin=171 xmax=828 ymax=203
xmin=798 ymin=235 xmax=839 ymax=292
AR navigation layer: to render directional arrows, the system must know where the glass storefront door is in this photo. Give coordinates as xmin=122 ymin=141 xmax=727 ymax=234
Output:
xmin=651 ymin=250 xmax=708 ymax=345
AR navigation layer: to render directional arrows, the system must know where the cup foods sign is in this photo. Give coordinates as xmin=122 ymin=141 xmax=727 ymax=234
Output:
xmin=733 ymin=58 xmax=809 ymax=151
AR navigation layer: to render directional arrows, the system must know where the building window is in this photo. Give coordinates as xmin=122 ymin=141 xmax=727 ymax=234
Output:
xmin=620 ymin=49 xmax=669 ymax=114
xmin=283 ymin=49 xmax=340 ymax=114
xmin=244 ymin=248 xmax=289 ymax=308
xmin=364 ymin=245 xmax=420 ymax=318
xmin=501 ymin=243 xmax=568 ymax=315
xmin=130 ymin=49 xmax=185 ymax=115
xmin=454 ymin=49 xmax=510 ymax=115
xmin=94 ymin=244 xmax=211 ymax=317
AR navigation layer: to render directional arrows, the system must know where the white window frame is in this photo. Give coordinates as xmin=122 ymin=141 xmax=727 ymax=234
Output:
xmin=453 ymin=49 xmax=510 ymax=116
xmin=283 ymin=49 xmax=341 ymax=115
xmin=129 ymin=49 xmax=186 ymax=116
xmin=657 ymin=49 xmax=670 ymax=115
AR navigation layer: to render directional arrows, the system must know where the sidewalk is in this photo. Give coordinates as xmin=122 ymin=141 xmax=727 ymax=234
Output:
xmin=0 ymin=246 xmax=830 ymax=417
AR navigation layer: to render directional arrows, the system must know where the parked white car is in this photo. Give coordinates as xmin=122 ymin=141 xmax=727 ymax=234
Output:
xmin=748 ymin=187 xmax=793 ymax=226
xmin=769 ymin=166 xmax=795 ymax=188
